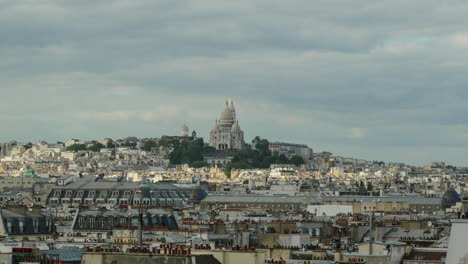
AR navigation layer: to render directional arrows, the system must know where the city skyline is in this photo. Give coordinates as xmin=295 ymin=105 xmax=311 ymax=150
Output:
xmin=1 ymin=1 xmax=468 ymax=166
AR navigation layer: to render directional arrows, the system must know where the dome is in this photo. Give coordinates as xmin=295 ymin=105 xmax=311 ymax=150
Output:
xmin=189 ymin=188 xmax=208 ymax=202
xmin=441 ymin=188 xmax=461 ymax=209
xmin=231 ymin=121 xmax=241 ymax=132
xmin=220 ymin=107 xmax=234 ymax=121
xmin=181 ymin=124 xmax=189 ymax=137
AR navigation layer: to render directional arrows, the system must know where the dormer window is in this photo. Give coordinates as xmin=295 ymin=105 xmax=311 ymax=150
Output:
xmin=89 ymin=217 xmax=95 ymax=228
xmin=111 ymin=191 xmax=119 ymax=197
xmin=98 ymin=218 xmax=106 ymax=228
xmin=78 ymin=217 xmax=85 ymax=228
xmin=65 ymin=190 xmax=73 ymax=197
xmin=34 ymin=219 xmax=39 ymax=232
xmin=54 ymin=190 xmax=62 ymax=196
xmin=46 ymin=219 xmax=52 ymax=232
xmin=88 ymin=191 xmax=96 ymax=197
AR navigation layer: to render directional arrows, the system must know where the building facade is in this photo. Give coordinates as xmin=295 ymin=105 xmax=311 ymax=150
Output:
xmin=46 ymin=179 xmax=208 ymax=208
xmin=209 ymin=100 xmax=244 ymax=150
xmin=269 ymin=142 xmax=313 ymax=161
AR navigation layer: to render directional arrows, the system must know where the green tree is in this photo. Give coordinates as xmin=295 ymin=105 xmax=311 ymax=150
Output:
xmin=67 ymin=144 xmax=87 ymax=152
xmin=359 ymin=180 xmax=365 ymax=190
xmin=87 ymin=143 xmax=105 ymax=152
xmin=106 ymin=141 xmax=116 ymax=148
xmin=367 ymin=182 xmax=374 ymax=191
xmin=277 ymin=154 xmax=289 ymax=164
xmin=169 ymin=138 xmax=205 ymax=165
xmin=289 ymin=155 xmax=305 ymax=166
xmin=24 ymin=142 xmax=33 ymax=150
xmin=255 ymin=139 xmax=270 ymax=153
xmin=142 ymin=140 xmax=157 ymax=151
xmin=190 ymin=161 xmax=209 ymax=168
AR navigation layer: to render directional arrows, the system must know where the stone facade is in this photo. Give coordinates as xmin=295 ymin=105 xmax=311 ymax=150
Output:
xmin=209 ymin=100 xmax=244 ymax=150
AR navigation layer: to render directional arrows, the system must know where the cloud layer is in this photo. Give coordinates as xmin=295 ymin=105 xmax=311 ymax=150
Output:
xmin=1 ymin=0 xmax=468 ymax=165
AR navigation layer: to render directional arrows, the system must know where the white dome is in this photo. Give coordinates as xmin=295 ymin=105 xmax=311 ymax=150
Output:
xmin=220 ymin=106 xmax=235 ymax=125
xmin=231 ymin=121 xmax=241 ymax=132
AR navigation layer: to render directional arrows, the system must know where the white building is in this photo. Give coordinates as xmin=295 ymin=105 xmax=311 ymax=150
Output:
xmin=209 ymin=100 xmax=244 ymax=150
xmin=447 ymin=219 xmax=468 ymax=264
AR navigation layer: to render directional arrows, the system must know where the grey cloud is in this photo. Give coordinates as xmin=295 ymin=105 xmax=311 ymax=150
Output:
xmin=1 ymin=0 xmax=467 ymax=165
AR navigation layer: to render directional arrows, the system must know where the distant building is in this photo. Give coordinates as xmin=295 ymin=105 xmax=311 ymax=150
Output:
xmin=269 ymin=141 xmax=313 ymax=161
xmin=46 ymin=179 xmax=208 ymax=208
xmin=181 ymin=124 xmax=189 ymax=137
xmin=72 ymin=207 xmax=179 ymax=233
xmin=209 ymin=100 xmax=244 ymax=150
xmin=0 ymin=205 xmax=56 ymax=238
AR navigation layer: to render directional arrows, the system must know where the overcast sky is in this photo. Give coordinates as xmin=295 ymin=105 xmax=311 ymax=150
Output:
xmin=1 ymin=0 xmax=468 ymax=166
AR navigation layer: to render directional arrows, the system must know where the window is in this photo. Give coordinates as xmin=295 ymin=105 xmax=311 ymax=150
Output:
xmin=54 ymin=190 xmax=61 ymax=196
xmin=111 ymin=191 xmax=119 ymax=197
xmin=46 ymin=219 xmax=52 ymax=231
xmin=89 ymin=217 xmax=95 ymax=228
xmin=99 ymin=191 xmax=107 ymax=198
xmin=99 ymin=218 xmax=106 ymax=228
xmin=78 ymin=217 xmax=85 ymax=228
xmin=34 ymin=219 xmax=39 ymax=232
xmin=77 ymin=190 xmax=84 ymax=197
xmin=65 ymin=190 xmax=73 ymax=197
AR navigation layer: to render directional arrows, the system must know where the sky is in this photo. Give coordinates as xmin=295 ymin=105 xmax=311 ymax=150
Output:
xmin=1 ymin=0 xmax=468 ymax=166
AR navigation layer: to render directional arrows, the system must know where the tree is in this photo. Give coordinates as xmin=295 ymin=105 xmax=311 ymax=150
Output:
xmin=190 ymin=161 xmax=208 ymax=168
xmin=169 ymin=138 xmax=205 ymax=165
xmin=24 ymin=142 xmax=33 ymax=150
xmin=106 ymin=141 xmax=116 ymax=148
xmin=255 ymin=139 xmax=270 ymax=153
xmin=289 ymin=155 xmax=305 ymax=166
xmin=359 ymin=180 xmax=365 ymax=190
xmin=142 ymin=140 xmax=157 ymax=151
xmin=367 ymin=182 xmax=374 ymax=191
xmin=277 ymin=154 xmax=289 ymax=164
xmin=67 ymin=144 xmax=87 ymax=152
xmin=87 ymin=143 xmax=105 ymax=152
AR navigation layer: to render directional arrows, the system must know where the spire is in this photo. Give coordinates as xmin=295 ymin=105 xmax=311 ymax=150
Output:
xmin=230 ymin=100 xmax=236 ymax=121
xmin=226 ymin=100 xmax=229 ymax=107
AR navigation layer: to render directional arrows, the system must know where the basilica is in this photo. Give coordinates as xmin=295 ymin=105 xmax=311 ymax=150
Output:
xmin=209 ymin=100 xmax=245 ymax=150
